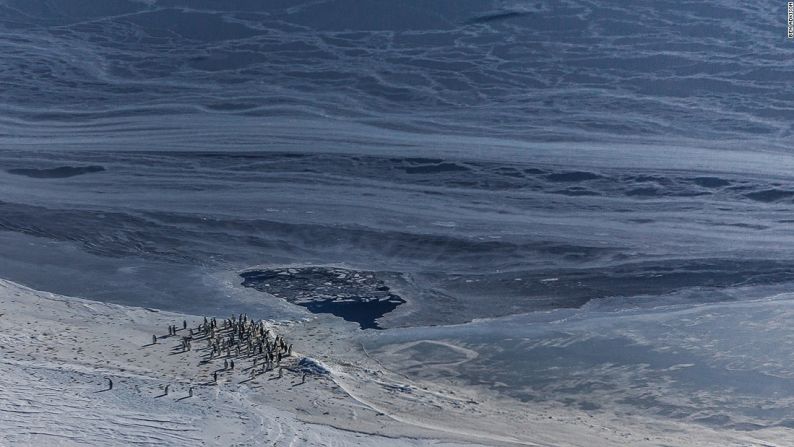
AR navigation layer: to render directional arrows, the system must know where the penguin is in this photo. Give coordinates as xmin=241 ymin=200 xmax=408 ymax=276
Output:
xmin=184 ymin=320 xmax=188 ymax=330
xmin=152 ymin=334 xmax=157 ymax=345
xmin=164 ymin=384 xmax=170 ymax=395
xmin=107 ymin=378 xmax=113 ymax=390
xmin=188 ymin=387 xmax=193 ymax=398
xmin=213 ymin=371 xmax=218 ymax=383
xmin=224 ymin=359 xmax=228 ymax=370
xmin=230 ymin=359 xmax=235 ymax=370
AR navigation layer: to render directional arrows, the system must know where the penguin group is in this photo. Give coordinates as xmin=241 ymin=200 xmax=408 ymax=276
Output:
xmin=162 ymin=313 xmax=295 ymax=384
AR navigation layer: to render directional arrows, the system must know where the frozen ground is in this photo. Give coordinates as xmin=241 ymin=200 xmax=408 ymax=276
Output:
xmin=1 ymin=2 xmax=794 ymax=445
xmin=3 ymin=278 xmax=794 ymax=446
xmin=0 ymin=279 xmax=490 ymax=446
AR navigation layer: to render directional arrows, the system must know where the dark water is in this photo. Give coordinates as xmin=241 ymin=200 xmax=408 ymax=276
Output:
xmin=241 ymin=267 xmax=405 ymax=329
xmin=7 ymin=165 xmax=105 ymax=178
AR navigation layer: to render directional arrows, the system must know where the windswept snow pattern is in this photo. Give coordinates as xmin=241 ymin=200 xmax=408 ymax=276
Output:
xmin=2 ymin=1 xmax=794 ymax=444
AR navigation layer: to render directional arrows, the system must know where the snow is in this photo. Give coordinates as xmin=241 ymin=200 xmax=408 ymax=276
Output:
xmin=4 ymin=277 xmax=794 ymax=446
xmin=0 ymin=279 xmax=484 ymax=446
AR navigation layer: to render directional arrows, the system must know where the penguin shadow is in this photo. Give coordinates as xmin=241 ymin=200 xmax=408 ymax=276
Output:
xmin=142 ymin=334 xmax=170 ymax=347
xmin=242 ymin=364 xmax=258 ymax=373
xmin=176 ymin=395 xmax=192 ymax=402
xmin=95 ymin=379 xmax=114 ymax=393
xmin=168 ymin=343 xmax=194 ymax=355
xmin=290 ymin=371 xmax=309 ymax=388
xmin=291 ymin=377 xmax=307 ymax=388
xmin=154 ymin=386 xmax=172 ymax=398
